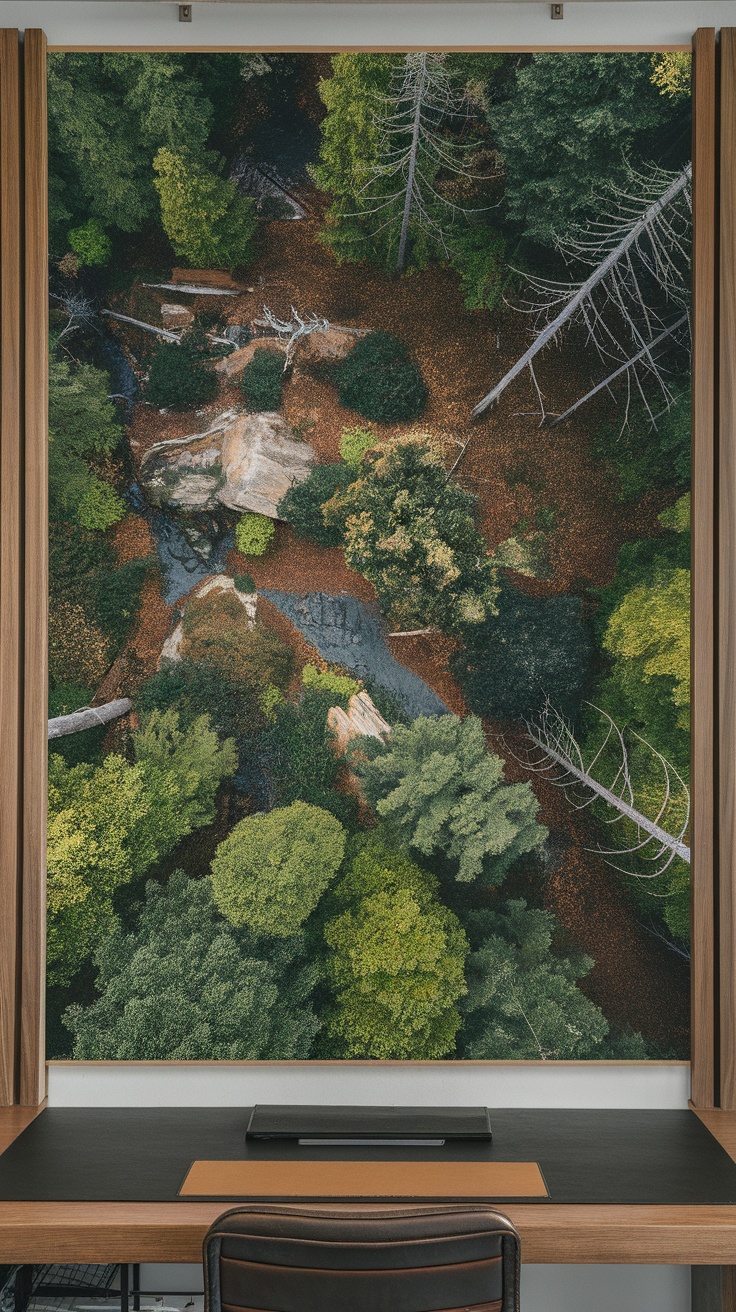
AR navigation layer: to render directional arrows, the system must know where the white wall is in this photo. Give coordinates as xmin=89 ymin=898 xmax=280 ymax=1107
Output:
xmin=1 ymin=0 xmax=736 ymax=49
xmin=26 ymin=1 xmax=709 ymax=1303
xmin=47 ymin=1059 xmax=691 ymax=1108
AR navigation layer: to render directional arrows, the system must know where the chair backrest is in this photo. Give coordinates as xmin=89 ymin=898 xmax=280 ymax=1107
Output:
xmin=203 ymin=1203 xmax=520 ymax=1312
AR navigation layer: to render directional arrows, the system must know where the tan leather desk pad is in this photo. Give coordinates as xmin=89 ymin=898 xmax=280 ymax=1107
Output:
xmin=179 ymin=1159 xmax=548 ymax=1199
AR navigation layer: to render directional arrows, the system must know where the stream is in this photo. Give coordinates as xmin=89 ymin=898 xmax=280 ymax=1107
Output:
xmin=262 ymin=590 xmax=449 ymax=720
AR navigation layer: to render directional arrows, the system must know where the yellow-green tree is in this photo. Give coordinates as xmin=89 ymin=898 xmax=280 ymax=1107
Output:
xmin=323 ymin=837 xmax=468 ymax=1058
xmin=47 ymin=710 xmax=236 ymax=983
xmin=212 ymin=801 xmax=346 ymax=937
xmin=324 ymin=432 xmax=497 ymax=630
xmin=651 ymin=52 xmax=691 ymax=100
xmin=153 ymin=147 xmax=257 ymax=269
xmin=311 ymin=54 xmax=394 ymax=264
xmin=603 ymin=568 xmax=690 ymax=731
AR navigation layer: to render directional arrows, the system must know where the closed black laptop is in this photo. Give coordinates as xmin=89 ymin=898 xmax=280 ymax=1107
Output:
xmin=245 ymin=1105 xmax=493 ymax=1143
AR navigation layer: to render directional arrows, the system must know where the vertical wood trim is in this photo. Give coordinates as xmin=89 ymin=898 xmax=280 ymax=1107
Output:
xmin=691 ymin=26 xmax=718 ymax=1110
xmin=0 ymin=29 xmax=23 ymax=1108
xmin=20 ymin=28 xmax=48 ymax=1107
xmin=719 ymin=27 xmax=736 ymax=1110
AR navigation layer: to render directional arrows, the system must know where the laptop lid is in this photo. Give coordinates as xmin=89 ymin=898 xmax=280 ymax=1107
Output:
xmin=245 ymin=1105 xmax=493 ymax=1141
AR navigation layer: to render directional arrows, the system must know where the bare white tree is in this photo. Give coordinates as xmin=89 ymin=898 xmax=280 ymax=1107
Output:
xmin=255 ymin=305 xmax=331 ymax=369
xmin=355 ymin=52 xmax=495 ymax=273
xmin=472 ymin=163 xmax=692 ymax=423
xmin=50 ymin=290 xmax=98 ymax=343
xmin=509 ymin=699 xmax=690 ymax=877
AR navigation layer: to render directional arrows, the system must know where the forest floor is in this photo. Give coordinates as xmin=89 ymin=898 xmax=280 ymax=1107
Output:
xmin=103 ymin=202 xmax=689 ymax=1054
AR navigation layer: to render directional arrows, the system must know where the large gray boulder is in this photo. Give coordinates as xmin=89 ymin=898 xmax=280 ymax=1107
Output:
xmin=139 ymin=409 xmax=315 ymax=519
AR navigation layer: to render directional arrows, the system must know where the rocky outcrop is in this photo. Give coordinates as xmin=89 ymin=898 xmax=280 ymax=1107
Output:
xmin=139 ymin=409 xmax=315 ymax=519
xmin=327 ymin=691 xmax=391 ymax=753
xmin=261 ymin=590 xmax=450 ymax=720
xmin=295 ymin=325 xmax=368 ymax=364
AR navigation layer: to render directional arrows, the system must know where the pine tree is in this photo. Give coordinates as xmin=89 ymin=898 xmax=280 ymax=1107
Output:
xmin=352 ymin=714 xmax=547 ymax=884
xmin=153 ymin=148 xmax=257 ymax=270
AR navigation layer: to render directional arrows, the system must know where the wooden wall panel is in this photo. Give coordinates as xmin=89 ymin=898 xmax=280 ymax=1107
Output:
xmin=21 ymin=29 xmax=48 ymax=1108
xmin=720 ymin=28 xmax=736 ymax=1110
xmin=0 ymin=29 xmax=23 ymax=1107
xmin=0 ymin=28 xmax=48 ymax=1106
xmin=691 ymin=27 xmax=718 ymax=1110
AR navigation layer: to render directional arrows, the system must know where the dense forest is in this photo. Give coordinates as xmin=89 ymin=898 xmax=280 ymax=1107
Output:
xmin=46 ymin=50 xmax=692 ymax=1060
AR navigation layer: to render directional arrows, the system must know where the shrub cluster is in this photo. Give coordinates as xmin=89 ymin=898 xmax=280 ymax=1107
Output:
xmin=241 ymin=348 xmax=284 ymax=411
xmin=235 ymin=512 xmax=275 ymax=557
xmin=233 ymin=572 xmax=256 ymax=594
xmin=68 ymin=218 xmax=112 ymax=268
xmin=277 ymin=462 xmax=353 ymax=548
xmin=332 ymin=332 xmax=427 ymax=423
xmin=302 ymin=663 xmax=360 ymax=706
xmin=146 ymin=339 xmax=218 ymax=410
xmin=339 ymin=425 xmax=376 ymax=468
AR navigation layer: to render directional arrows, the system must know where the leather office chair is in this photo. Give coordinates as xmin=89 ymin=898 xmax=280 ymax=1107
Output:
xmin=203 ymin=1202 xmax=520 ymax=1312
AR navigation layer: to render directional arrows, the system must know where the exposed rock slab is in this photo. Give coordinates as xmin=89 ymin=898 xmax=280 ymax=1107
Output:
xmin=161 ymin=303 xmax=194 ymax=330
xmin=261 ymin=590 xmax=449 ymax=721
xmin=140 ymin=409 xmax=315 ymax=519
xmin=295 ymin=325 xmax=368 ymax=364
xmin=215 ymin=338 xmax=286 ymax=378
xmin=327 ymin=691 xmax=391 ymax=754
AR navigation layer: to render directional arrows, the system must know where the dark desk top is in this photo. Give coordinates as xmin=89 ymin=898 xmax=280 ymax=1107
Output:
xmin=0 ymin=1108 xmax=735 ymax=1207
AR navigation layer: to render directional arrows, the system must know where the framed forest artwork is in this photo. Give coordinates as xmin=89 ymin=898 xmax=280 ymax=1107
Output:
xmin=43 ymin=46 xmax=697 ymax=1065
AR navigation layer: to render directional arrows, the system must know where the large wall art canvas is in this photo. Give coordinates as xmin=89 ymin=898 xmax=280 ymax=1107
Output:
xmin=46 ymin=50 xmax=693 ymax=1061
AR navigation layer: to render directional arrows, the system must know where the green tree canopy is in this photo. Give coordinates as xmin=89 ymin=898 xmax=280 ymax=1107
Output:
xmin=153 ymin=147 xmax=258 ymax=270
xmin=323 ymin=835 xmax=468 ymax=1058
xmin=47 ymin=711 xmax=236 ymax=983
xmin=49 ymin=355 xmax=125 ymax=531
xmin=277 ymin=462 xmax=354 ymax=548
xmin=459 ymin=900 xmax=608 ymax=1058
xmin=490 ymin=53 xmax=689 ymax=251
xmin=47 ymin=52 xmax=241 ymax=249
xmin=451 ymin=579 xmax=592 ymax=722
xmin=352 ymin=714 xmax=547 ymax=884
xmin=258 ymin=687 xmax=358 ymax=824
xmin=64 ymin=871 xmax=320 ymax=1059
xmin=211 ymin=800 xmax=347 ymax=937
xmin=312 ymin=53 xmax=395 ymax=265
xmin=324 ymin=433 xmax=498 ymax=631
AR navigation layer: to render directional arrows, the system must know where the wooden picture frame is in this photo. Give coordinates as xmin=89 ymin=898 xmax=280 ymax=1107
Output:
xmin=0 ymin=27 xmax=725 ymax=1106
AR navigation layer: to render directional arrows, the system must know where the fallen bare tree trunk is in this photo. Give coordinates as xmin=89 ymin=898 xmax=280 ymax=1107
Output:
xmin=143 ymin=282 xmax=247 ymax=296
xmin=48 ymin=698 xmax=132 ymax=740
xmin=472 ymin=164 xmax=692 ymax=419
xmin=102 ymin=310 xmax=232 ymax=347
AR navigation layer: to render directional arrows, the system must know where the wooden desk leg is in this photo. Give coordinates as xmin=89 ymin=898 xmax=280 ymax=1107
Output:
xmin=692 ymin=1267 xmax=736 ymax=1311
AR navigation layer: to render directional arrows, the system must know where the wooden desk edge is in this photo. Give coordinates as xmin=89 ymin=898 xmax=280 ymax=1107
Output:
xmin=1 ymin=1202 xmax=736 ymax=1265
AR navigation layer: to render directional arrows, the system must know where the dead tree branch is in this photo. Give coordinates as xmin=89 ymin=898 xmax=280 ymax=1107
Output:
xmin=48 ymin=698 xmax=132 ymax=740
